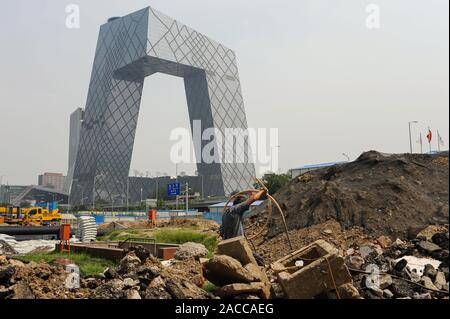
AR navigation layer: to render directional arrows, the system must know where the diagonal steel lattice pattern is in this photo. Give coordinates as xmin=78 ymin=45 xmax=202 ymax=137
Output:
xmin=69 ymin=7 xmax=255 ymax=205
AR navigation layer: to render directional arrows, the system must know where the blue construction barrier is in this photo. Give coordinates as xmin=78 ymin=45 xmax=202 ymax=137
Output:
xmin=93 ymin=215 xmax=105 ymax=224
xmin=203 ymin=211 xmax=223 ymax=225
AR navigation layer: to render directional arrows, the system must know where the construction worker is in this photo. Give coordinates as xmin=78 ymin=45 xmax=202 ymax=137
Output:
xmin=220 ymin=189 xmax=266 ymax=240
xmin=219 ymin=189 xmax=267 ymax=265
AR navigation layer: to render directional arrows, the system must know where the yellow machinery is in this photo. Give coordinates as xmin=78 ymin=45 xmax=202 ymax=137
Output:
xmin=0 ymin=206 xmax=62 ymax=226
xmin=21 ymin=207 xmax=62 ymax=225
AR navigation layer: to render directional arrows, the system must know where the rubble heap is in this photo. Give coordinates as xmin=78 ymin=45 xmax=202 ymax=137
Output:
xmin=0 ymin=256 xmax=91 ymax=299
xmin=347 ymin=226 xmax=449 ymax=299
xmin=90 ymin=246 xmax=213 ymax=299
xmin=255 ymin=151 xmax=448 ymax=240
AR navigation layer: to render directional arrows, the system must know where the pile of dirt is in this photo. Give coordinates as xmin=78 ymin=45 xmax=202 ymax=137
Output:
xmin=250 ymin=151 xmax=449 ymax=240
xmin=0 ymin=245 xmax=214 ymax=299
xmin=158 ymin=218 xmax=220 ymax=231
xmin=89 ymin=246 xmax=214 ymax=299
xmin=0 ymin=257 xmax=91 ymax=299
xmin=99 ymin=218 xmax=219 ymax=232
xmin=248 ymin=220 xmax=372 ymax=264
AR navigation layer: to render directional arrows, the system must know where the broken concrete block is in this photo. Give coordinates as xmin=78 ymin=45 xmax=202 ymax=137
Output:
xmin=217 ymin=236 xmax=257 ymax=266
xmin=421 ymin=276 xmax=438 ymax=291
xmin=203 ymin=255 xmax=259 ymax=286
xmin=415 ymin=225 xmax=446 ymax=241
xmin=8 ymin=259 xmax=25 ymax=268
xmin=11 ymin=282 xmax=35 ymax=299
xmin=125 ymin=289 xmax=142 ymax=299
xmin=118 ymin=252 xmax=141 ymax=274
xmin=0 ymin=265 xmax=15 ymax=285
xmin=347 ymin=256 xmax=364 ymax=269
xmin=378 ymin=274 xmax=393 ymax=290
xmin=271 ymin=240 xmax=352 ymax=299
xmin=243 ymin=263 xmax=265 ymax=282
xmin=0 ymin=255 xmax=8 ymax=265
xmin=434 ymin=271 xmax=446 ymax=290
xmin=174 ymin=242 xmax=208 ymax=260
xmin=383 ymin=289 xmax=394 ymax=299
xmin=215 ymin=282 xmax=269 ymax=299
xmin=376 ymin=235 xmax=392 ymax=248
xmin=417 ymin=241 xmax=442 ymax=254
xmin=335 ymin=283 xmax=361 ymax=299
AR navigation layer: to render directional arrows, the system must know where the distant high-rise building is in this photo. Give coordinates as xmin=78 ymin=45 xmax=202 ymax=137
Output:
xmin=38 ymin=173 xmax=66 ymax=192
xmin=64 ymin=107 xmax=84 ymax=193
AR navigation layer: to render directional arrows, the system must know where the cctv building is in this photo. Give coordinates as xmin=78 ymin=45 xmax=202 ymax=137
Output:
xmin=68 ymin=7 xmax=255 ymax=205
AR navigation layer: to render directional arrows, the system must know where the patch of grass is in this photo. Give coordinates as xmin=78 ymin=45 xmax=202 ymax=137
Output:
xmin=153 ymin=229 xmax=218 ymax=252
xmin=98 ymin=227 xmax=218 ymax=253
xmin=202 ymin=280 xmax=218 ymax=292
xmin=14 ymin=252 xmax=115 ymax=276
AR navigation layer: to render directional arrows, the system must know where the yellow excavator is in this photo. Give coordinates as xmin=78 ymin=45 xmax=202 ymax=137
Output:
xmin=0 ymin=206 xmax=62 ymax=226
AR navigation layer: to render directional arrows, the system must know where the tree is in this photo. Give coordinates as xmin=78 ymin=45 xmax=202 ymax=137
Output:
xmin=256 ymin=173 xmax=291 ymax=195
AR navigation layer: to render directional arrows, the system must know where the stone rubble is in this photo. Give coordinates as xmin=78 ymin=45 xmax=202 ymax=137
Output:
xmin=0 ymin=223 xmax=448 ymax=300
xmin=347 ymin=227 xmax=449 ymax=299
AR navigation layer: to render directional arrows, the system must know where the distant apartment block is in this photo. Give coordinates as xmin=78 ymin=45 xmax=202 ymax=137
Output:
xmin=38 ymin=172 xmax=66 ymax=192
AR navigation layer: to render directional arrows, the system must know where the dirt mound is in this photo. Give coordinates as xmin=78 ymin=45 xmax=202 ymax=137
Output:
xmin=99 ymin=218 xmax=219 ymax=232
xmin=247 ymin=220 xmax=370 ymax=264
xmin=250 ymin=151 xmax=449 ymax=240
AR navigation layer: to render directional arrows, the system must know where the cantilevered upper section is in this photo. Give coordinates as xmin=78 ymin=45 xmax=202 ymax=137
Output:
xmin=69 ymin=7 xmax=254 ymax=205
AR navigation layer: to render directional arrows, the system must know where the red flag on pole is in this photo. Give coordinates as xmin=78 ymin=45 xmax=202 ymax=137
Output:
xmin=426 ymin=129 xmax=432 ymax=143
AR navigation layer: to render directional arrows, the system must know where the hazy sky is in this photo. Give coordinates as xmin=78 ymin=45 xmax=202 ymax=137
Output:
xmin=0 ymin=0 xmax=448 ymax=185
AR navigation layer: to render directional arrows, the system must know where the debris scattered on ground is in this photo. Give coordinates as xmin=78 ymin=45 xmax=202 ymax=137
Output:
xmin=247 ymin=220 xmax=372 ymax=264
xmin=1 ymin=151 xmax=448 ymax=299
xmin=347 ymin=228 xmax=449 ymax=299
xmin=98 ymin=219 xmax=219 ymax=232
xmin=0 ymin=244 xmax=215 ymax=299
xmin=174 ymin=242 xmax=209 ymax=260
xmin=0 ymin=234 xmax=62 ymax=255
xmin=91 ymin=246 xmax=214 ymax=299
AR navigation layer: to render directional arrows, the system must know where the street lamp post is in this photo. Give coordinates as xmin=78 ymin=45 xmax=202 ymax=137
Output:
xmin=175 ymin=163 xmax=178 ymax=210
xmin=200 ymin=175 xmax=204 ymax=199
xmin=408 ymin=121 xmax=418 ymax=153
xmin=195 ymin=171 xmax=204 ymax=199
xmin=155 ymin=177 xmax=159 ymax=205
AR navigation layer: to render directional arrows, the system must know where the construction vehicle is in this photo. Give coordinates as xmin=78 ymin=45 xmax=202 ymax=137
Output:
xmin=0 ymin=205 xmax=62 ymax=226
xmin=21 ymin=206 xmax=62 ymax=226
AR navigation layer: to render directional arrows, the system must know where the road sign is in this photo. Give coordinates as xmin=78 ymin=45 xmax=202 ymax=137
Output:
xmin=167 ymin=182 xmax=181 ymax=196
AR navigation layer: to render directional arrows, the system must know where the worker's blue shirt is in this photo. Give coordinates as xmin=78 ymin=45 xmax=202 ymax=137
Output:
xmin=220 ymin=202 xmax=250 ymax=239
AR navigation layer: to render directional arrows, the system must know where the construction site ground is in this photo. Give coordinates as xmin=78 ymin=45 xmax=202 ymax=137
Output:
xmin=1 ymin=151 xmax=448 ymax=299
